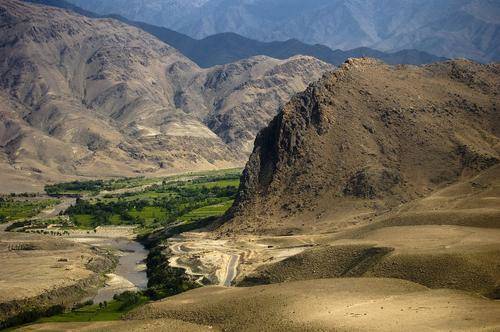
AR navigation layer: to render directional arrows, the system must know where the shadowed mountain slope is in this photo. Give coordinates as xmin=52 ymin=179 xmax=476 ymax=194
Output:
xmin=26 ymin=0 xmax=446 ymax=68
xmin=66 ymin=0 xmax=500 ymax=63
xmin=221 ymin=58 xmax=500 ymax=235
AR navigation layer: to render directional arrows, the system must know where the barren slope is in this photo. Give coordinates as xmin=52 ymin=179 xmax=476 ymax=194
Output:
xmin=0 ymin=0 xmax=331 ymax=191
xmin=221 ymin=58 xmax=500 ymax=235
xmin=25 ymin=278 xmax=500 ymax=331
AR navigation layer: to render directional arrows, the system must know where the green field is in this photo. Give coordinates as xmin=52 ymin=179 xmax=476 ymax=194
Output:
xmin=63 ymin=169 xmax=242 ymax=230
xmin=0 ymin=198 xmax=60 ymax=223
xmin=36 ymin=293 xmax=148 ymax=323
xmin=179 ymin=199 xmax=234 ymax=222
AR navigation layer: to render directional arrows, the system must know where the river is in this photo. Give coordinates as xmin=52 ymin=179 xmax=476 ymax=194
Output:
xmin=65 ymin=227 xmax=148 ymax=303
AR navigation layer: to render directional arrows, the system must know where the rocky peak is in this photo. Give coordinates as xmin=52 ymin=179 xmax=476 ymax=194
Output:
xmin=220 ymin=59 xmax=500 ymax=235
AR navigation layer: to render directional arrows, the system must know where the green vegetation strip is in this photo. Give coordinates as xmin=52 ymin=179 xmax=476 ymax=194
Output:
xmin=36 ymin=292 xmax=148 ymax=323
xmin=62 ymin=169 xmax=242 ymax=230
xmin=0 ymin=198 xmax=59 ymax=223
xmin=44 ymin=168 xmax=242 ymax=196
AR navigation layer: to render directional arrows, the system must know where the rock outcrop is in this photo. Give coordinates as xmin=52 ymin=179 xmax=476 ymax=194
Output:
xmin=221 ymin=58 xmax=500 ymax=234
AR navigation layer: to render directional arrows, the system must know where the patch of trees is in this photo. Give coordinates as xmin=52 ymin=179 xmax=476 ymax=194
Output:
xmin=113 ymin=291 xmax=143 ymax=311
xmin=0 ymin=305 xmax=64 ymax=329
xmin=44 ymin=177 xmax=153 ymax=196
xmin=144 ymin=246 xmax=199 ymax=300
xmin=65 ymin=184 xmax=238 ymax=228
xmin=45 ymin=180 xmax=106 ymax=195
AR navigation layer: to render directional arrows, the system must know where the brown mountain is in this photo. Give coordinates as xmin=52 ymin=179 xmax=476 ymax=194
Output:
xmin=221 ymin=58 xmax=500 ymax=235
xmin=0 ymin=0 xmax=331 ymax=192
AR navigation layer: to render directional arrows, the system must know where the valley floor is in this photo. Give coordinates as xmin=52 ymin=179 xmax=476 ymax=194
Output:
xmin=4 ymin=166 xmax=500 ymax=331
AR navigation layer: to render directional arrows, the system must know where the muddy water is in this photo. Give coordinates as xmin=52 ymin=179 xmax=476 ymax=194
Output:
xmin=66 ymin=228 xmax=148 ymax=303
xmin=92 ymin=238 xmax=148 ymax=303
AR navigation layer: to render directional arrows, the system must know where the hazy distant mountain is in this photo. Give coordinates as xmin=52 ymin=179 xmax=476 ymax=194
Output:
xmin=136 ymin=30 xmax=446 ymax=68
xmin=27 ymin=0 xmax=446 ymax=68
xmin=66 ymin=0 xmax=500 ymax=62
xmin=1 ymin=0 xmax=330 ymax=191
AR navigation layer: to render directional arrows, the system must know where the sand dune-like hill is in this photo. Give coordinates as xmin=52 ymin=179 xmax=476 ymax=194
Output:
xmin=21 ymin=278 xmax=500 ymax=331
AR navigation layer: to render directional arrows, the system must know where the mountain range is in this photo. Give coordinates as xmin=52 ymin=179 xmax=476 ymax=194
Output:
xmin=65 ymin=0 xmax=500 ymax=63
xmin=0 ymin=0 xmax=331 ymax=192
xmin=26 ymin=0 xmax=446 ymax=68
xmin=1 ymin=1 xmax=500 ymax=330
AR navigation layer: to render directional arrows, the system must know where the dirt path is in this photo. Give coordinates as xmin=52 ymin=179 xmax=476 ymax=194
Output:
xmin=168 ymin=235 xmax=243 ymax=286
xmin=222 ymin=254 xmax=239 ymax=286
xmin=35 ymin=197 xmax=75 ymax=219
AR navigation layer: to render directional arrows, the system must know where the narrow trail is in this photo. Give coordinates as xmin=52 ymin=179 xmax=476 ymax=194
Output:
xmin=35 ymin=197 xmax=75 ymax=219
xmin=223 ymin=254 xmax=240 ymax=287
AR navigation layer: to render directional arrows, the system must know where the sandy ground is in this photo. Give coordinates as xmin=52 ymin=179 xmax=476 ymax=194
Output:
xmin=167 ymin=232 xmax=311 ymax=286
xmin=26 ymin=278 xmax=499 ymax=332
xmin=17 ymin=318 xmax=217 ymax=332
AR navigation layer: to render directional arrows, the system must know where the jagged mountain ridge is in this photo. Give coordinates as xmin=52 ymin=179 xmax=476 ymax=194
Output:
xmin=25 ymin=0 xmax=446 ymax=68
xmin=221 ymin=58 xmax=500 ymax=235
xmin=66 ymin=0 xmax=500 ymax=63
xmin=0 ymin=0 xmax=331 ymax=192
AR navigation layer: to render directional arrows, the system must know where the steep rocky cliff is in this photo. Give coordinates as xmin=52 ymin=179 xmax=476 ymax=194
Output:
xmin=221 ymin=58 xmax=500 ymax=235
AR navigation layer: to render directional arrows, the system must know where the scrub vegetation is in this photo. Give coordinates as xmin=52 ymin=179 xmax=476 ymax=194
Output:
xmin=0 ymin=197 xmax=59 ymax=223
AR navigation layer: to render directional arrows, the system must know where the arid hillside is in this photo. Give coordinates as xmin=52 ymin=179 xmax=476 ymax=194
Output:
xmin=0 ymin=231 xmax=115 ymax=327
xmin=222 ymin=58 xmax=500 ymax=235
xmin=11 ymin=58 xmax=500 ymax=332
xmin=21 ymin=278 xmax=500 ymax=331
xmin=0 ymin=0 xmax=331 ymax=192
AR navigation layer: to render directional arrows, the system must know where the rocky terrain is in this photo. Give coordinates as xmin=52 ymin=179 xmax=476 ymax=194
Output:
xmin=222 ymin=58 xmax=500 ymax=235
xmin=67 ymin=0 xmax=500 ymax=63
xmin=0 ymin=0 xmax=331 ymax=192
xmin=11 ymin=59 xmax=500 ymax=331
xmin=108 ymin=59 xmax=500 ymax=332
